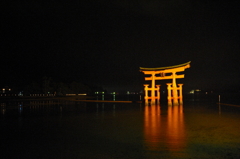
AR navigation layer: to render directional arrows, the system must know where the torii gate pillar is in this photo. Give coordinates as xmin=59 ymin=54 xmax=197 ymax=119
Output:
xmin=143 ymin=84 xmax=160 ymax=105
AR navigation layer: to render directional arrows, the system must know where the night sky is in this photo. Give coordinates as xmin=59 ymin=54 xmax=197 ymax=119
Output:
xmin=1 ymin=1 xmax=240 ymax=92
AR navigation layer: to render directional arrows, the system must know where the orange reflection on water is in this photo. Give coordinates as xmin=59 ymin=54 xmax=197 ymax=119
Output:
xmin=167 ymin=105 xmax=186 ymax=152
xmin=144 ymin=105 xmax=161 ymax=150
xmin=144 ymin=105 xmax=186 ymax=155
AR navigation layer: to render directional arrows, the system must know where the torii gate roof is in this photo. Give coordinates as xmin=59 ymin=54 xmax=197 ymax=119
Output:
xmin=140 ymin=61 xmax=191 ymax=71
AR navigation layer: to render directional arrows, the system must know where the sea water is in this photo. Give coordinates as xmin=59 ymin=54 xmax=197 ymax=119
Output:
xmin=1 ymin=98 xmax=240 ymax=158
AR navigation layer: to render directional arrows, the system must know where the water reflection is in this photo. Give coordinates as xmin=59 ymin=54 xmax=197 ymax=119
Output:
xmin=144 ymin=104 xmax=161 ymax=150
xmin=18 ymin=103 xmax=23 ymax=115
xmin=0 ymin=103 xmax=6 ymax=115
xmin=167 ymin=105 xmax=185 ymax=152
xmin=218 ymin=103 xmax=221 ymax=115
xmin=144 ymin=105 xmax=186 ymax=157
xmin=113 ymin=104 xmax=116 ymax=116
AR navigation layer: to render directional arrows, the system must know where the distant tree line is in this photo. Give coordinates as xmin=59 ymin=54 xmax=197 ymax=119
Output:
xmin=22 ymin=76 xmax=105 ymax=96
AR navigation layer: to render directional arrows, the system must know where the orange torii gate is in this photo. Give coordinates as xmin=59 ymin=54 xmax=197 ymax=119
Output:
xmin=140 ymin=61 xmax=191 ymax=105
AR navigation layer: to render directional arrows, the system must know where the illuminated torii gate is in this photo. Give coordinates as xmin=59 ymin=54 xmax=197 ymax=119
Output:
xmin=140 ymin=61 xmax=191 ymax=105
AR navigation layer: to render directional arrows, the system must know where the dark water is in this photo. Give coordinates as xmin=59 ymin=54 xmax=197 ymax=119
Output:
xmin=1 ymin=99 xmax=240 ymax=158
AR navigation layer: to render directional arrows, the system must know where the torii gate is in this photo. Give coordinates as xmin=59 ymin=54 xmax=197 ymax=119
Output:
xmin=140 ymin=61 xmax=191 ymax=105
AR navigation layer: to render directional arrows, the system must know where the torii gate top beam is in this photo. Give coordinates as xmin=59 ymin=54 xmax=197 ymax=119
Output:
xmin=140 ymin=61 xmax=191 ymax=74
